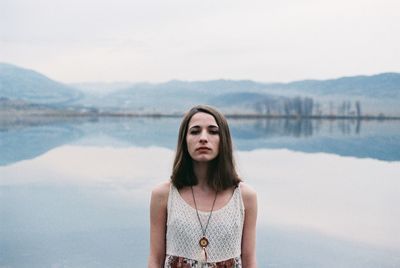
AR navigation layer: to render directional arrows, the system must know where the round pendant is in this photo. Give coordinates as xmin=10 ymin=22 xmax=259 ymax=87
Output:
xmin=199 ymin=236 xmax=209 ymax=248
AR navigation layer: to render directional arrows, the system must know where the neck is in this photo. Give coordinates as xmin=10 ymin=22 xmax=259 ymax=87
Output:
xmin=193 ymin=161 xmax=209 ymax=189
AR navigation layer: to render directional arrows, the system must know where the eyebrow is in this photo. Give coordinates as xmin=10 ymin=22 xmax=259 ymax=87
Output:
xmin=189 ymin=125 xmax=219 ymax=130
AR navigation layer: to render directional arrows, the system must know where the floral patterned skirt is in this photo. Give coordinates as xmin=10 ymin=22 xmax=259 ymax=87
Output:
xmin=164 ymin=255 xmax=242 ymax=268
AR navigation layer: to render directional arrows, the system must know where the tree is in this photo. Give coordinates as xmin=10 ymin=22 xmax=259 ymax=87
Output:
xmin=355 ymin=101 xmax=361 ymax=117
xmin=303 ymin=97 xmax=314 ymax=116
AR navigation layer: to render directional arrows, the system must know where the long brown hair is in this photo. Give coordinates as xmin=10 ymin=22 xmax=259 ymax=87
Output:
xmin=171 ymin=105 xmax=241 ymax=191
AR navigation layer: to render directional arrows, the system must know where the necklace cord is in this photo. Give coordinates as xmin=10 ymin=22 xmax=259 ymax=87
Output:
xmin=191 ymin=186 xmax=218 ymax=236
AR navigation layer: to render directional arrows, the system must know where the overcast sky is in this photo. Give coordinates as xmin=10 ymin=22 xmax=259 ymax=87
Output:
xmin=1 ymin=0 xmax=399 ymax=83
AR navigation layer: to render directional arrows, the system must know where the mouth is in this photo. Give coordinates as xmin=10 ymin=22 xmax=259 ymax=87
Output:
xmin=196 ymin=147 xmax=211 ymax=151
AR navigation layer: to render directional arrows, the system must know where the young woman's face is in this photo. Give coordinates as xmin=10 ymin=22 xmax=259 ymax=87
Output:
xmin=186 ymin=112 xmax=220 ymax=162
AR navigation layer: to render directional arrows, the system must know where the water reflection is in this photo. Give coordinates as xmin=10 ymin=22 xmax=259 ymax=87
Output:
xmin=252 ymin=118 xmax=315 ymax=137
xmin=1 ymin=117 xmax=400 ymax=166
xmin=1 ymin=145 xmax=399 ymax=267
xmin=248 ymin=118 xmax=364 ymax=138
xmin=0 ymin=122 xmax=83 ymax=165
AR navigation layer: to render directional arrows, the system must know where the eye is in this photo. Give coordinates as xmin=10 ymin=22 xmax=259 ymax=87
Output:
xmin=209 ymin=129 xmax=219 ymax=135
xmin=189 ymin=130 xmax=200 ymax=135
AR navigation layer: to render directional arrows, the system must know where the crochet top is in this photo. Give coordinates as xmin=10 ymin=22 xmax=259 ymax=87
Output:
xmin=166 ymin=183 xmax=245 ymax=263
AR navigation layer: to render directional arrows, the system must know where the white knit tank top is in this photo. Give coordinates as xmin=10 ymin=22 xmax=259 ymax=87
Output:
xmin=166 ymin=183 xmax=245 ymax=263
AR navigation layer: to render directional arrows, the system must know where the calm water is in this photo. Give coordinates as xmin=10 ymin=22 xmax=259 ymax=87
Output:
xmin=1 ymin=117 xmax=400 ymax=267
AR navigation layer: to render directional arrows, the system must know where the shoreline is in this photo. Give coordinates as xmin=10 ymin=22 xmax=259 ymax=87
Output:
xmin=1 ymin=110 xmax=400 ymax=121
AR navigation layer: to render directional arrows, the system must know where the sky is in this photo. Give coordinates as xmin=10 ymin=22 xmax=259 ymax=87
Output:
xmin=1 ymin=145 xmax=400 ymax=251
xmin=1 ymin=0 xmax=399 ymax=83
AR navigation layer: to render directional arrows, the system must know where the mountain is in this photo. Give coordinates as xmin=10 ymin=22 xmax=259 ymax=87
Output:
xmin=82 ymin=75 xmax=400 ymax=114
xmin=0 ymin=63 xmax=83 ymax=105
xmin=70 ymin=82 xmax=135 ymax=96
xmin=1 ymin=63 xmax=399 ymax=116
xmin=262 ymin=73 xmax=400 ymax=98
xmin=70 ymin=79 xmax=281 ymax=113
xmin=83 ymin=73 xmax=400 ymax=107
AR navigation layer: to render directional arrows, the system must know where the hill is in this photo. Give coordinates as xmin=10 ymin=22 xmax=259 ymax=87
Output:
xmin=263 ymin=73 xmax=400 ymax=98
xmin=1 ymin=63 xmax=399 ymax=116
xmin=0 ymin=63 xmax=82 ymax=105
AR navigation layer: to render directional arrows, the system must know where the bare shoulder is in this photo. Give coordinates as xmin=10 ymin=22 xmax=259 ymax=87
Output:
xmin=239 ymin=182 xmax=258 ymax=209
xmin=152 ymin=181 xmax=171 ymax=195
xmin=151 ymin=181 xmax=171 ymax=204
xmin=240 ymin=182 xmax=257 ymax=197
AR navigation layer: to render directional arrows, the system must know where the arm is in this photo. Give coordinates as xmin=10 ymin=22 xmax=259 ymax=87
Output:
xmin=241 ymin=183 xmax=258 ymax=268
xmin=148 ymin=181 xmax=170 ymax=268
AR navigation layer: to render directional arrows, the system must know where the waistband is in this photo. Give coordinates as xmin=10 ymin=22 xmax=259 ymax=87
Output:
xmin=164 ymin=255 xmax=242 ymax=268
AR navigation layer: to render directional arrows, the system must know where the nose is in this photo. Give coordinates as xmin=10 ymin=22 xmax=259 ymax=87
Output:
xmin=199 ymin=130 xmax=208 ymax=143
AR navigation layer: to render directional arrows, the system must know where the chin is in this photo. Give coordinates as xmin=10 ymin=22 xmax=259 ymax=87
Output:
xmin=193 ymin=155 xmax=218 ymax=162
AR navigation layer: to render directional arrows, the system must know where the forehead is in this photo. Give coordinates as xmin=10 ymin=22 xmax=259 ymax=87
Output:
xmin=188 ymin=112 xmax=218 ymax=128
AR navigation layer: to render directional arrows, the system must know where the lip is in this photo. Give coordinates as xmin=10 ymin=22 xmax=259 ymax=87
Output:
xmin=196 ymin=147 xmax=211 ymax=151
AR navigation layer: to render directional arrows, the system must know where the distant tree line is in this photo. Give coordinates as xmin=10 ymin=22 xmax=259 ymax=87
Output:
xmin=254 ymin=97 xmax=363 ymax=117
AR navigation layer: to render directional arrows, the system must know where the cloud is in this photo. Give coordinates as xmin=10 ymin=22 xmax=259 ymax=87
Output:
xmin=1 ymin=0 xmax=399 ymax=82
xmin=236 ymin=148 xmax=400 ymax=251
xmin=1 ymin=145 xmax=400 ymax=250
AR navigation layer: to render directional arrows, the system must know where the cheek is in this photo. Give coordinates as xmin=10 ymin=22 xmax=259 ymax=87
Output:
xmin=186 ymin=137 xmax=194 ymax=151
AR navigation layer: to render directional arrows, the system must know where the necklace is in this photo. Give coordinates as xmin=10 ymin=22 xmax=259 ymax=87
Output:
xmin=191 ymin=186 xmax=218 ymax=263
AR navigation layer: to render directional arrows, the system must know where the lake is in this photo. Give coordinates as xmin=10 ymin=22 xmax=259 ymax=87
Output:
xmin=1 ymin=117 xmax=399 ymax=267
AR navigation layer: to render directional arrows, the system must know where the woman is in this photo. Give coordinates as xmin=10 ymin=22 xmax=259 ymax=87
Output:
xmin=148 ymin=105 xmax=258 ymax=268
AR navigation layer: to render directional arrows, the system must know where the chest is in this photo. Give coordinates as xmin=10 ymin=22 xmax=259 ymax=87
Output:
xmin=178 ymin=187 xmax=235 ymax=212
